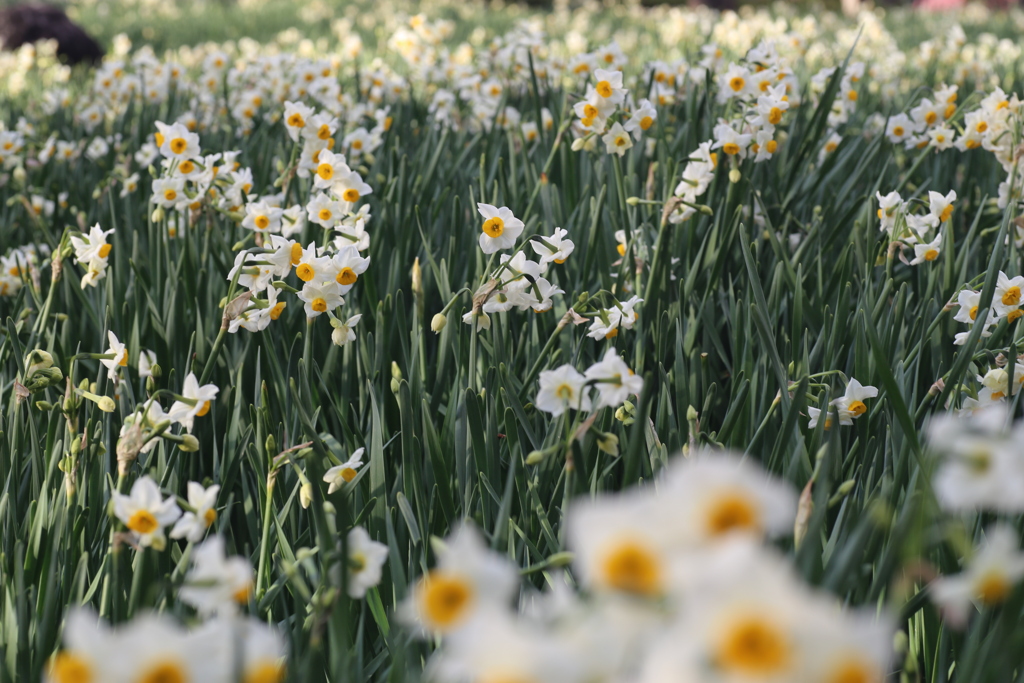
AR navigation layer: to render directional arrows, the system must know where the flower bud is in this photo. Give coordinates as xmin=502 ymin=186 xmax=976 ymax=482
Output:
xmin=728 ymin=168 xmax=741 ymax=184
xmin=625 ymin=196 xmax=640 ymax=206
xmin=12 ymin=166 xmax=26 ymax=186
xmin=151 ymin=206 xmax=165 ymax=223
xmin=570 ymin=137 xmax=587 ymax=152
xmin=300 ymin=481 xmax=313 ymax=509
xmin=430 ymin=312 xmax=447 ymax=333
xmin=96 ymin=396 xmax=117 ymax=412
xmin=595 ymin=431 xmax=619 ymax=456
xmin=179 ymin=435 xmax=200 ymax=452
xmin=525 ymin=450 xmax=547 ymax=465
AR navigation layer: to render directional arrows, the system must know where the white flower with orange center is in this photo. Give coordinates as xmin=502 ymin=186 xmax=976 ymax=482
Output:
xmin=402 ymin=523 xmax=518 ymax=635
xmin=152 ymin=177 xmax=186 ymax=209
xmin=829 ymin=379 xmax=878 ymax=425
xmin=602 ymin=122 xmax=634 ymax=157
xmin=535 ymin=364 xmax=593 ymax=416
xmin=329 ymin=246 xmax=371 ymax=294
xmin=241 ymin=200 xmax=283 ymax=233
xmin=312 ymin=149 xmax=350 ymax=191
xmin=931 ymin=524 xmax=1024 ymax=627
xmin=170 ymin=482 xmax=221 ymax=544
xmin=529 ymin=227 xmax=574 ymax=265
xmin=324 ymin=447 xmax=366 ymax=493
xmin=100 ymin=330 xmax=129 ymax=372
xmin=283 ymin=100 xmax=315 ymax=142
xmin=910 ymin=234 xmax=943 ymax=265
xmin=346 ymin=526 xmax=390 ymax=598
xmin=306 ymin=192 xmax=342 ymax=229
xmin=477 ymin=203 xmax=524 ymax=254
xmin=298 ymin=280 xmax=344 ymax=317
xmin=155 ymin=121 xmax=200 ymax=160
xmin=179 ymin=535 xmax=255 ymax=616
xmin=592 ymin=68 xmax=625 ymax=105
xmin=332 ymin=168 xmax=373 ymax=206
xmin=330 ymin=313 xmax=363 ymax=347
xmin=168 ymin=372 xmax=220 ymax=434
xmin=584 ymin=349 xmax=643 ymax=409
xmin=70 ymin=223 xmax=114 ymax=265
xmin=993 ymin=270 xmax=1024 ymax=316
xmin=624 ymin=98 xmax=657 ymax=140
xmin=112 ymin=476 xmax=182 ymax=550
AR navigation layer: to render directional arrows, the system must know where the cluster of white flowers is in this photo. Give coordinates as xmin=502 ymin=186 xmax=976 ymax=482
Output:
xmin=950 ymin=270 xmax=1024 ymax=347
xmin=807 ymin=378 xmax=878 ymax=430
xmin=402 ymin=452 xmax=893 ymax=683
xmin=0 ymin=243 xmax=48 ymax=297
xmin=536 ymin=349 xmax=643 ymax=416
xmin=875 ymin=188 xmax=956 ymax=266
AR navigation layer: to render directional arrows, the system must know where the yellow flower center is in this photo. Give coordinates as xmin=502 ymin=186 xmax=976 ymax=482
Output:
xmin=555 ymin=383 xmax=574 ymax=400
xmin=924 ymin=249 xmax=939 ymax=261
xmin=639 ymin=116 xmax=654 ymax=131
xmin=244 ymin=661 xmax=286 ymax=683
xmin=1002 ymin=286 xmax=1021 ymax=306
xmin=599 ymin=540 xmax=662 ymax=596
xmin=722 ymin=142 xmax=740 ymax=156
xmin=596 ymin=80 xmax=613 ymax=98
xmin=418 ymin=572 xmax=475 ymax=629
xmin=318 ymin=208 xmax=333 ymax=222
xmin=203 ymin=508 xmax=217 ymax=526
xmin=8 ymin=266 xmax=19 ymax=276
xmin=127 ymin=510 xmax=159 ymax=534
xmin=336 ymin=267 xmax=358 ymax=285
xmin=119 ymin=351 xmax=129 ymax=367
xmin=311 ymin=297 xmax=328 ymax=313
xmin=318 ymin=124 xmax=332 ymax=140
xmin=573 ymin=63 xmax=589 ymax=74
xmin=768 ymin=107 xmax=783 ymax=125
xmin=290 ymin=243 xmax=304 ymax=265
xmin=997 ymin=100 xmax=1010 ymax=110
xmin=978 ymin=571 xmax=1012 ymax=605
xmin=966 ymin=138 xmax=981 ymax=150
xmin=976 ymin=121 xmax=988 ymax=133
xmin=847 ymin=400 xmax=867 ymax=416
xmin=317 ymin=163 xmax=334 ymax=181
xmin=706 ymin=492 xmax=760 ymax=536
xmin=945 ymin=104 xmax=957 ymax=119
xmin=482 ymin=216 xmax=505 ymax=238
xmin=614 ymin=136 xmax=628 ymax=147
xmin=616 ymin=243 xmax=626 ymax=256
xmin=892 ymin=126 xmax=904 ymax=137
xmin=352 ymin=139 xmax=363 ymax=150
xmin=169 ymin=138 xmax=188 ymax=155
xmin=828 ymin=659 xmax=878 ymax=683
xmin=154 ymin=132 xmax=165 ymax=147
xmin=296 ymin=264 xmax=315 ymax=281
xmin=583 ymin=104 xmax=599 ymax=119
xmin=1008 ymin=309 xmax=1023 ymax=323
xmin=164 ymin=189 xmax=178 ymax=202
xmin=196 ymin=400 xmax=211 ymax=417
xmin=234 ymin=582 xmax=253 ymax=604
xmin=605 ymin=327 xmax=618 ymax=339
xmin=139 ymin=661 xmax=188 ymax=683
xmin=99 ymin=244 xmax=113 ymax=258
xmin=970 ymin=306 xmax=979 ymax=321
xmin=939 ymin=205 xmax=953 ymax=222
xmin=254 ymin=215 xmax=270 ymax=230
xmin=716 ymin=615 xmax=791 ymax=675
xmin=178 ymin=160 xmax=195 ymax=174
xmin=270 ymin=302 xmax=286 ymax=320
xmin=729 ymin=76 xmax=745 ymax=92
xmin=287 ymin=113 xmax=305 ymax=128
xmin=847 ymin=89 xmax=858 ymax=101
xmin=342 ymin=189 xmax=361 ymax=203
xmin=342 ymin=467 xmax=358 ymax=482
xmin=48 ymin=652 xmax=93 ymax=683
xmin=766 ymin=140 xmax=778 ymax=154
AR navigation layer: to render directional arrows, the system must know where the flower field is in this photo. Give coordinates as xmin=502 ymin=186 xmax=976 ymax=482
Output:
xmin=5 ymin=1 xmax=1024 ymax=681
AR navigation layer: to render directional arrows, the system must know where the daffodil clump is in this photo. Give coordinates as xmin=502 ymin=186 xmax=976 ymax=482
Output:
xmin=9 ymin=1 xmax=1024 ymax=682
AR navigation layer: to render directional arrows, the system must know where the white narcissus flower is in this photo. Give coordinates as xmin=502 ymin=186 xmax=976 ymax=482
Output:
xmin=347 ymin=526 xmax=389 ymax=598
xmin=830 ymin=379 xmax=878 ymax=424
xmin=910 ymin=234 xmax=943 ymax=265
xmin=584 ymin=349 xmax=644 ymax=409
xmin=329 ymin=246 xmax=371 ymax=294
xmin=623 ymin=98 xmax=657 ymax=140
xmin=168 ymin=372 xmax=220 ymax=433
xmin=70 ymin=224 xmax=114 ymax=264
xmin=283 ymin=101 xmax=315 ymax=142
xmin=529 ymin=227 xmax=574 ymax=265
xmin=535 ymin=364 xmax=592 ymax=416
xmin=101 ymin=331 xmax=129 ymax=372
xmin=155 ymin=121 xmax=201 ymax=160
xmin=401 ymin=523 xmax=518 ymax=634
xmin=332 ymin=168 xmax=374 ymax=206
xmin=476 ymin=203 xmax=524 ymax=255
xmin=931 ymin=525 xmax=1024 ymax=627
xmin=330 ymin=313 xmax=363 ymax=347
xmin=993 ymin=271 xmax=1024 ymax=316
xmin=178 ymin=535 xmax=254 ymax=616
xmin=112 ymin=476 xmax=182 ymax=550
xmin=307 ymin=193 xmax=341 ymax=229
xmin=312 ymin=149 xmax=349 ymax=191
xmin=324 ymin=447 xmax=365 ymax=493
xmin=138 ymin=350 xmax=158 ymax=378
xmin=298 ymin=280 xmax=344 ymax=317
xmin=928 ymin=189 xmax=956 ymax=223
xmin=602 ymin=122 xmax=633 ymax=157
xmin=241 ymin=200 xmax=284 ymax=233
xmin=170 ymin=482 xmax=221 ymax=543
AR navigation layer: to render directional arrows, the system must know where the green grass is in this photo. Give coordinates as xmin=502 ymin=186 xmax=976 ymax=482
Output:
xmin=3 ymin=1 xmax=1024 ymax=681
